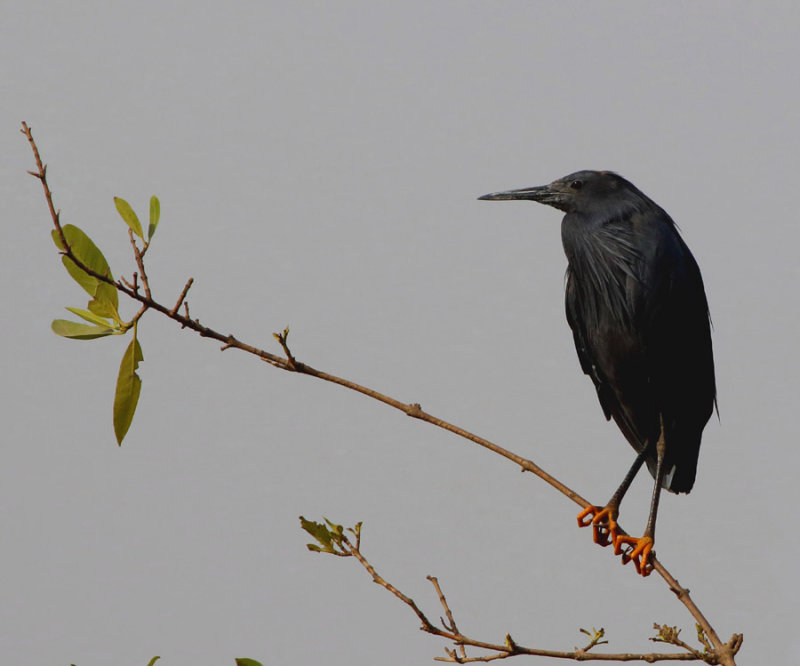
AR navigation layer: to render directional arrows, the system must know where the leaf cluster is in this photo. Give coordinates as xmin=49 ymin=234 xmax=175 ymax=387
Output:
xmin=300 ymin=516 xmax=362 ymax=555
xmin=51 ymin=197 xmax=159 ymax=444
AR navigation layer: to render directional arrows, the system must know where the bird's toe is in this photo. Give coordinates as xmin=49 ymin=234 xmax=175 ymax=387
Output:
xmin=577 ymin=505 xmax=617 ymax=547
xmin=616 ymin=535 xmax=654 ymax=576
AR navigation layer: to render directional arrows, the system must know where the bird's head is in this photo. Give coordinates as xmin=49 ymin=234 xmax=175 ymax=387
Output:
xmin=479 ymin=170 xmax=636 ymax=215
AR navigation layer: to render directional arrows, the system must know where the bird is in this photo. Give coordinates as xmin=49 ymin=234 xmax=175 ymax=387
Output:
xmin=478 ymin=170 xmax=715 ymax=576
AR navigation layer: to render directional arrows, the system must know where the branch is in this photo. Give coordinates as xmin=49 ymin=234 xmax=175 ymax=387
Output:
xmin=305 ymin=520 xmax=713 ymax=663
xmin=22 ymin=121 xmax=741 ymax=665
xmin=128 ymin=228 xmax=152 ymax=300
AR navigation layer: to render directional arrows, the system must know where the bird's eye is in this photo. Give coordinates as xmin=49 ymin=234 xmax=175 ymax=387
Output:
xmin=570 ymin=179 xmax=583 ymax=190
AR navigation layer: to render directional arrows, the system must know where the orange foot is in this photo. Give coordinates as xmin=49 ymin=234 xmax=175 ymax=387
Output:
xmin=615 ymin=535 xmax=655 ymax=576
xmin=576 ymin=505 xmax=619 ymax=547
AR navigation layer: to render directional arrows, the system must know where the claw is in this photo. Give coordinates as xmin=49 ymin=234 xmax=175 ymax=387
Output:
xmin=576 ymin=505 xmax=618 ymax=547
xmin=615 ymin=535 xmax=654 ymax=576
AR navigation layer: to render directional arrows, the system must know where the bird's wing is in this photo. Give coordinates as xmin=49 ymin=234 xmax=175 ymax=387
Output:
xmin=565 ymin=269 xmax=618 ymax=424
xmin=564 ymin=223 xmax=652 ymax=452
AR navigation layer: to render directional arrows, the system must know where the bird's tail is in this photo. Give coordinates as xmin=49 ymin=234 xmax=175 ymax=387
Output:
xmin=644 ymin=435 xmax=700 ymax=494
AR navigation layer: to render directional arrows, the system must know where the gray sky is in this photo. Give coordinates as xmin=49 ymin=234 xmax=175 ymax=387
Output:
xmin=3 ymin=2 xmax=798 ymax=664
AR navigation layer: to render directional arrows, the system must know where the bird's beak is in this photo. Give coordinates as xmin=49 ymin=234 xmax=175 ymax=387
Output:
xmin=478 ymin=184 xmax=555 ymax=203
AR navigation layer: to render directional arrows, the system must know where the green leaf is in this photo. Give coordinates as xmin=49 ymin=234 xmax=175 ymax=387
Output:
xmin=148 ymin=195 xmax=160 ymax=240
xmin=113 ymin=331 xmax=144 ymax=445
xmin=52 ymin=225 xmax=115 ymax=296
xmin=88 ymin=281 xmax=120 ymax=321
xmin=51 ymin=225 xmax=120 ymax=322
xmin=52 ymin=319 xmax=116 ymax=340
xmin=325 ymin=518 xmax=344 ymax=538
xmin=114 ymin=196 xmax=144 ymax=239
xmin=348 ymin=521 xmax=362 ymax=539
xmin=299 ymin=516 xmax=333 ymax=551
xmin=60 ymin=254 xmax=99 ymax=297
xmin=146 ymin=658 xmax=161 ymax=666
xmin=235 ymin=659 xmax=264 ymax=666
xmin=65 ymin=306 xmax=114 ymax=328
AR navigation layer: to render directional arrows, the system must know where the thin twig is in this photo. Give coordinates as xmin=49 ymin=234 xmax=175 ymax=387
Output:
xmin=170 ymin=277 xmax=194 ymax=316
xmin=342 ymin=533 xmax=437 ymax=633
xmin=273 ymin=327 xmax=297 ymax=370
xmin=338 ymin=536 xmax=709 ymax=663
xmin=128 ymin=229 xmax=151 ymax=300
xmin=130 ymin=304 xmax=149 ymax=327
xmin=120 ymin=274 xmax=137 ymax=292
xmin=428 ymin=576 xmax=467 ymax=660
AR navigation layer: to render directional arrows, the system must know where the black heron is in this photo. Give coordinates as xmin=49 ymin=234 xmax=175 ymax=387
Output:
xmin=479 ymin=171 xmax=716 ymax=575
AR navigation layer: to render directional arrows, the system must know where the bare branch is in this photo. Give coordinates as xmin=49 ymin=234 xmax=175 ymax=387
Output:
xmin=327 ymin=528 xmax=711 ymax=663
xmin=128 ymin=229 xmax=152 ymax=300
xmin=428 ymin=576 xmax=467 ymax=660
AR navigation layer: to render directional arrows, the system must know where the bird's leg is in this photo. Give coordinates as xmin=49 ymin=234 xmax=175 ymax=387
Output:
xmin=577 ymin=445 xmax=649 ymax=547
xmin=616 ymin=423 xmax=667 ymax=576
